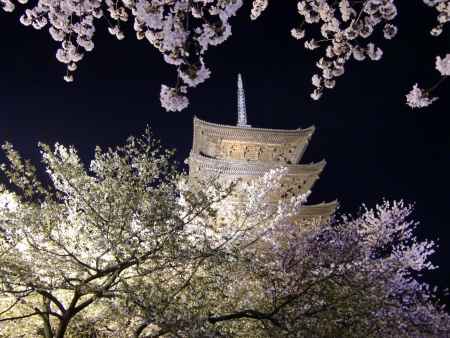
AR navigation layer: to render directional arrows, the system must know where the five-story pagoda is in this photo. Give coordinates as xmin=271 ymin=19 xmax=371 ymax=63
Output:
xmin=188 ymin=74 xmax=336 ymax=224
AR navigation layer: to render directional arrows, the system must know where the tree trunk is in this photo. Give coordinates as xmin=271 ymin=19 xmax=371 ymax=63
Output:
xmin=55 ymin=313 xmax=71 ymax=338
xmin=39 ymin=298 xmax=54 ymax=338
xmin=40 ymin=313 xmax=54 ymax=338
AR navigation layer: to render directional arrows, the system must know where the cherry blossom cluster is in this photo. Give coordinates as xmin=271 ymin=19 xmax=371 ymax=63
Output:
xmin=292 ymin=0 xmax=398 ymax=100
xmin=134 ymin=0 xmax=244 ymax=111
xmin=160 ymin=84 xmax=189 ymax=112
xmin=17 ymin=0 xmax=102 ymax=84
xmin=250 ymin=0 xmax=268 ymax=20
xmin=406 ymin=0 xmax=449 ymax=109
xmin=1 ymin=0 xmax=243 ymax=112
xmin=251 ymin=0 xmax=398 ymax=100
xmin=406 ymin=83 xmax=438 ymax=108
xmin=423 ymin=0 xmax=450 ymax=37
xmin=406 ymin=83 xmax=439 ymax=108
xmin=406 ymin=54 xmax=450 ymax=108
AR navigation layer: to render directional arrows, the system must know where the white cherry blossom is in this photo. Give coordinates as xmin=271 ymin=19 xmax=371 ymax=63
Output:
xmin=250 ymin=0 xmax=268 ymax=20
xmin=160 ymin=84 xmax=189 ymax=112
xmin=436 ymin=54 xmax=450 ymax=76
xmin=406 ymin=83 xmax=438 ymax=108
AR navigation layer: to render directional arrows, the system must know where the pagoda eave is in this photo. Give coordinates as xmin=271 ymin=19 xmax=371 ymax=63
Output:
xmin=189 ymin=153 xmax=326 ymax=179
xmin=298 ymin=201 xmax=338 ymax=219
xmin=193 ymin=117 xmax=315 ymax=137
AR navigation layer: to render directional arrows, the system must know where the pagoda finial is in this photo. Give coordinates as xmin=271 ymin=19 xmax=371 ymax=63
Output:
xmin=237 ymin=73 xmax=251 ymax=127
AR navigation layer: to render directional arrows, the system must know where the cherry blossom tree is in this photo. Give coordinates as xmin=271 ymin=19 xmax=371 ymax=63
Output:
xmin=1 ymin=131 xmax=450 ymax=337
xmin=0 ymin=0 xmax=447 ymax=111
xmin=0 ymin=130 xmax=236 ymax=337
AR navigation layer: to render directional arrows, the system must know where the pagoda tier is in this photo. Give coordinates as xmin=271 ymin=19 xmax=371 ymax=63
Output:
xmin=189 ymin=153 xmax=325 ymax=196
xmin=192 ymin=117 xmax=315 ymax=164
xmin=298 ymin=201 xmax=338 ymax=221
xmin=274 ymin=201 xmax=338 ymax=226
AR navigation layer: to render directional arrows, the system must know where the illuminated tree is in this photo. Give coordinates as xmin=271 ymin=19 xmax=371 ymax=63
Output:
xmin=1 ymin=131 xmax=449 ymax=337
xmin=0 ymin=130 xmax=234 ymax=337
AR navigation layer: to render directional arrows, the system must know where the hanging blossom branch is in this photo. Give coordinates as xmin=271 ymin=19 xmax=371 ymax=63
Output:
xmin=251 ymin=0 xmax=398 ymax=100
xmin=0 ymin=0 xmax=244 ymax=112
xmin=406 ymin=0 xmax=449 ymax=109
xmin=0 ymin=0 xmax=448 ymax=111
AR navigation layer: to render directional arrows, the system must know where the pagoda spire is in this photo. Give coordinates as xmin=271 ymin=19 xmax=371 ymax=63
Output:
xmin=237 ymin=74 xmax=251 ymax=127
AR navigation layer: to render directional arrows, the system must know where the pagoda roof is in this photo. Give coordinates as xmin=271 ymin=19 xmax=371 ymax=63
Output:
xmin=193 ymin=117 xmax=315 ymax=143
xmin=189 ymin=152 xmax=326 ymax=179
xmin=298 ymin=201 xmax=338 ymax=220
xmin=192 ymin=117 xmax=315 ymax=164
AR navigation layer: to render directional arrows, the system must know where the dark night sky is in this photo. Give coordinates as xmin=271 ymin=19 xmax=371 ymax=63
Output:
xmin=1 ymin=2 xmax=449 ymax=293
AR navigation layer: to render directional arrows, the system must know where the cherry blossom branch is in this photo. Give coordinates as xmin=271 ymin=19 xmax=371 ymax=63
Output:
xmin=406 ymin=1 xmax=449 ymax=108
